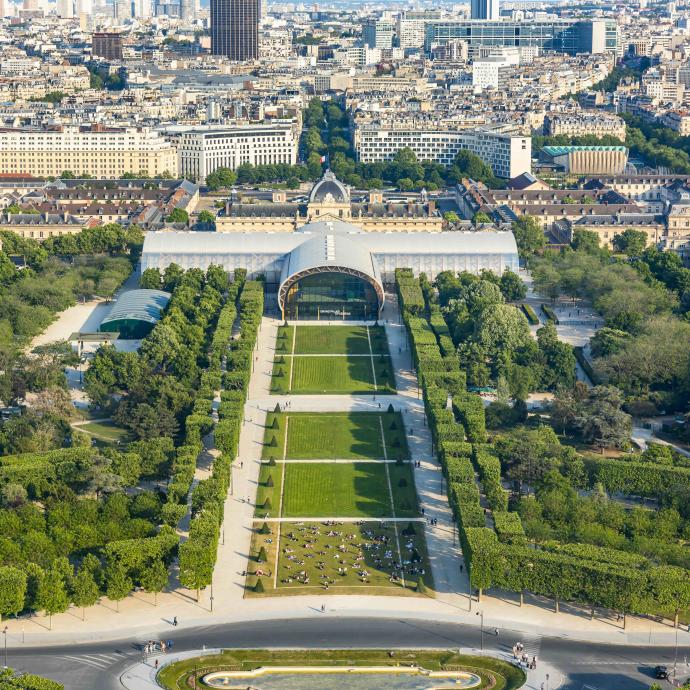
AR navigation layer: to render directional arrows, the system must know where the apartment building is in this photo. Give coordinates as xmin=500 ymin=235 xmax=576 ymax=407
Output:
xmin=544 ymin=114 xmax=626 ymax=139
xmin=660 ymin=110 xmax=690 ymax=135
xmin=0 ymin=126 xmax=178 ymax=179
xmin=353 ymin=124 xmax=531 ymax=178
xmin=176 ymin=122 xmax=298 ymax=183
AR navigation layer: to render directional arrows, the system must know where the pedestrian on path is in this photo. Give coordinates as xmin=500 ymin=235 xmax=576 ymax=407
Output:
xmin=155 ymin=659 xmax=159 ymax=669
xmin=173 ymin=616 xmax=177 ymax=627
xmin=321 ymin=604 xmax=325 ymax=613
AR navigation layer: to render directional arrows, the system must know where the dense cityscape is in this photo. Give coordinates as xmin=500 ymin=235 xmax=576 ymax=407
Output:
xmin=0 ymin=0 xmax=689 ymax=688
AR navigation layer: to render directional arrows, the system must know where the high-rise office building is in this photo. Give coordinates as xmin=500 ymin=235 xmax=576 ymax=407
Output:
xmin=211 ymin=0 xmax=260 ymax=60
xmin=92 ymin=31 xmax=124 ymax=60
xmin=180 ymin=0 xmax=193 ymax=20
xmin=471 ymin=0 xmax=499 ymax=20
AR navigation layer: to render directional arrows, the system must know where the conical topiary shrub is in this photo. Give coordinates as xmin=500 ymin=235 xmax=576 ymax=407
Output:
xmin=266 ymin=474 xmax=274 ymax=488
xmin=257 ymin=546 xmax=268 ymax=562
xmin=268 ymin=456 xmax=276 ymax=466
xmin=275 ymin=368 xmax=284 ymax=378
xmin=254 ymin=578 xmax=265 ymax=593
xmin=398 ymin=477 xmax=407 ymax=488
xmin=271 ymin=417 xmax=280 ymax=429
xmin=390 ymin=421 xmax=397 ymax=430
xmin=259 ymin=522 xmax=271 ymax=535
xmin=268 ymin=435 xmax=278 ymax=447
xmin=263 ymin=497 xmax=272 ymax=510
xmin=387 ymin=403 xmax=395 ymax=413
xmin=274 ymin=402 xmax=281 ymax=413
xmin=403 ymin=521 xmax=416 ymax=536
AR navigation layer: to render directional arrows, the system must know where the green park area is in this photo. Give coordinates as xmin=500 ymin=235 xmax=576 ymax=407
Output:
xmin=158 ymin=649 xmax=526 ymax=690
xmin=271 ymin=324 xmax=396 ymax=394
xmin=248 ymin=406 xmax=428 ymax=596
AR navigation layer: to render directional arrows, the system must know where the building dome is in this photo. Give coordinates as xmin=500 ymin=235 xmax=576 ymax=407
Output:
xmin=308 ymin=170 xmax=350 ymax=205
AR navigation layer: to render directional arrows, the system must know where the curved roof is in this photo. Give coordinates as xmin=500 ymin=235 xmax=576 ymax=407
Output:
xmin=309 ymin=170 xmax=350 ymax=205
xmin=100 ymin=289 xmax=171 ymax=329
xmin=278 ymin=233 xmax=384 ymax=314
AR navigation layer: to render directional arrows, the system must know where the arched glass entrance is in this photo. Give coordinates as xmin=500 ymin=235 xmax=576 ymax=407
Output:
xmin=282 ymin=271 xmax=380 ymax=320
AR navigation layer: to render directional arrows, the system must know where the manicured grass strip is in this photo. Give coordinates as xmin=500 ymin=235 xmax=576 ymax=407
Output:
xmin=294 ymin=325 xmax=371 ymax=354
xmin=388 ymin=462 xmax=420 ymax=518
xmin=262 ymin=412 xmax=410 ymax=461
xmin=281 ymin=462 xmax=392 ymax=517
xmin=291 ymin=356 xmax=376 ymax=393
xmin=254 ymin=460 xmax=283 ymax=518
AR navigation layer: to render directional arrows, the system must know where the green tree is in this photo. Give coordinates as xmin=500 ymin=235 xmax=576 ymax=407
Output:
xmin=612 ymin=229 xmax=648 ymax=257
xmin=139 ymin=267 xmax=162 ymax=290
xmin=453 ymin=149 xmax=495 ymax=184
xmin=512 ymin=216 xmax=545 ymax=258
xmin=166 ymin=208 xmax=189 ymax=224
xmin=139 ymin=558 xmax=168 ymax=605
xmin=178 ymin=541 xmax=213 ymax=601
xmin=71 ymin=567 xmax=100 ymax=621
xmin=205 ymin=167 xmax=237 ymax=191
xmin=475 ymin=303 xmax=531 ymax=361
xmin=0 ymin=567 xmax=27 ymax=621
xmin=36 ymin=565 xmax=69 ymax=629
xmin=473 ymin=211 xmax=492 ymax=224
xmin=443 ymin=211 xmax=459 ymax=224
xmin=572 ymin=229 xmax=603 ymax=254
xmin=105 ymin=562 xmax=132 ymax=613
xmin=498 ymin=270 xmax=527 ymax=302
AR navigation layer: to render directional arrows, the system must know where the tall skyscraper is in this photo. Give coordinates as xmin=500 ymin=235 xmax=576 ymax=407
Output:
xmin=180 ymin=0 xmax=193 ymax=20
xmin=93 ymin=31 xmax=124 ymax=59
xmin=471 ymin=0 xmax=499 ymax=20
xmin=211 ymin=0 xmax=260 ymax=60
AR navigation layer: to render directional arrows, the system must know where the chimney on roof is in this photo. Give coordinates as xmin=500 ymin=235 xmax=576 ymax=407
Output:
xmin=428 ymin=200 xmax=435 ymax=213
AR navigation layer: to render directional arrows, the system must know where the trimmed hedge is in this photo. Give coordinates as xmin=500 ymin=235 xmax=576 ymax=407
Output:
xmin=584 ymin=455 xmax=690 ymax=498
xmin=493 ymin=511 xmax=526 ymax=545
xmin=521 ymin=303 xmax=539 ymax=325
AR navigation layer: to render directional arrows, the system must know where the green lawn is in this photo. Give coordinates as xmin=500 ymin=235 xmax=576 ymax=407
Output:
xmin=77 ymin=420 xmax=130 ymax=444
xmin=247 ymin=521 xmax=433 ymax=596
xmin=262 ymin=412 xmax=409 ymax=460
xmin=282 ymin=462 xmax=392 ymax=517
xmin=271 ymin=325 xmax=396 ymax=395
xmin=293 ymin=325 xmax=370 ymax=354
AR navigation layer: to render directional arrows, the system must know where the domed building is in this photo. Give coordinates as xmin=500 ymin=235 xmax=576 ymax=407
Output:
xmin=216 ymin=170 xmax=443 ymax=233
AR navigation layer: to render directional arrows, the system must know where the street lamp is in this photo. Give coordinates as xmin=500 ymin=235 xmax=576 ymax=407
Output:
xmin=673 ymin=621 xmax=679 ymax=680
xmin=476 ymin=611 xmax=484 ymax=651
xmin=3 ymin=625 xmax=8 ymax=669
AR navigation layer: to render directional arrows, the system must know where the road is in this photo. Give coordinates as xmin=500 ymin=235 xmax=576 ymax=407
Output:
xmin=9 ymin=617 xmax=688 ymax=690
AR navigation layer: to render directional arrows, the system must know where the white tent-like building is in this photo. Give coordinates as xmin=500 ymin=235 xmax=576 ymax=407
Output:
xmin=142 ymin=219 xmax=519 ymax=320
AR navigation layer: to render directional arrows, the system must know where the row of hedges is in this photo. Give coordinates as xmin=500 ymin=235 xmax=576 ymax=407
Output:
xmin=398 ymin=269 xmax=690 ymax=618
xmin=463 ymin=527 xmax=690 ymax=615
xmin=396 ymin=269 xmax=490 ymax=560
xmin=179 ymin=274 xmax=263 ymax=599
xmin=584 ymin=455 xmax=690 ymax=498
